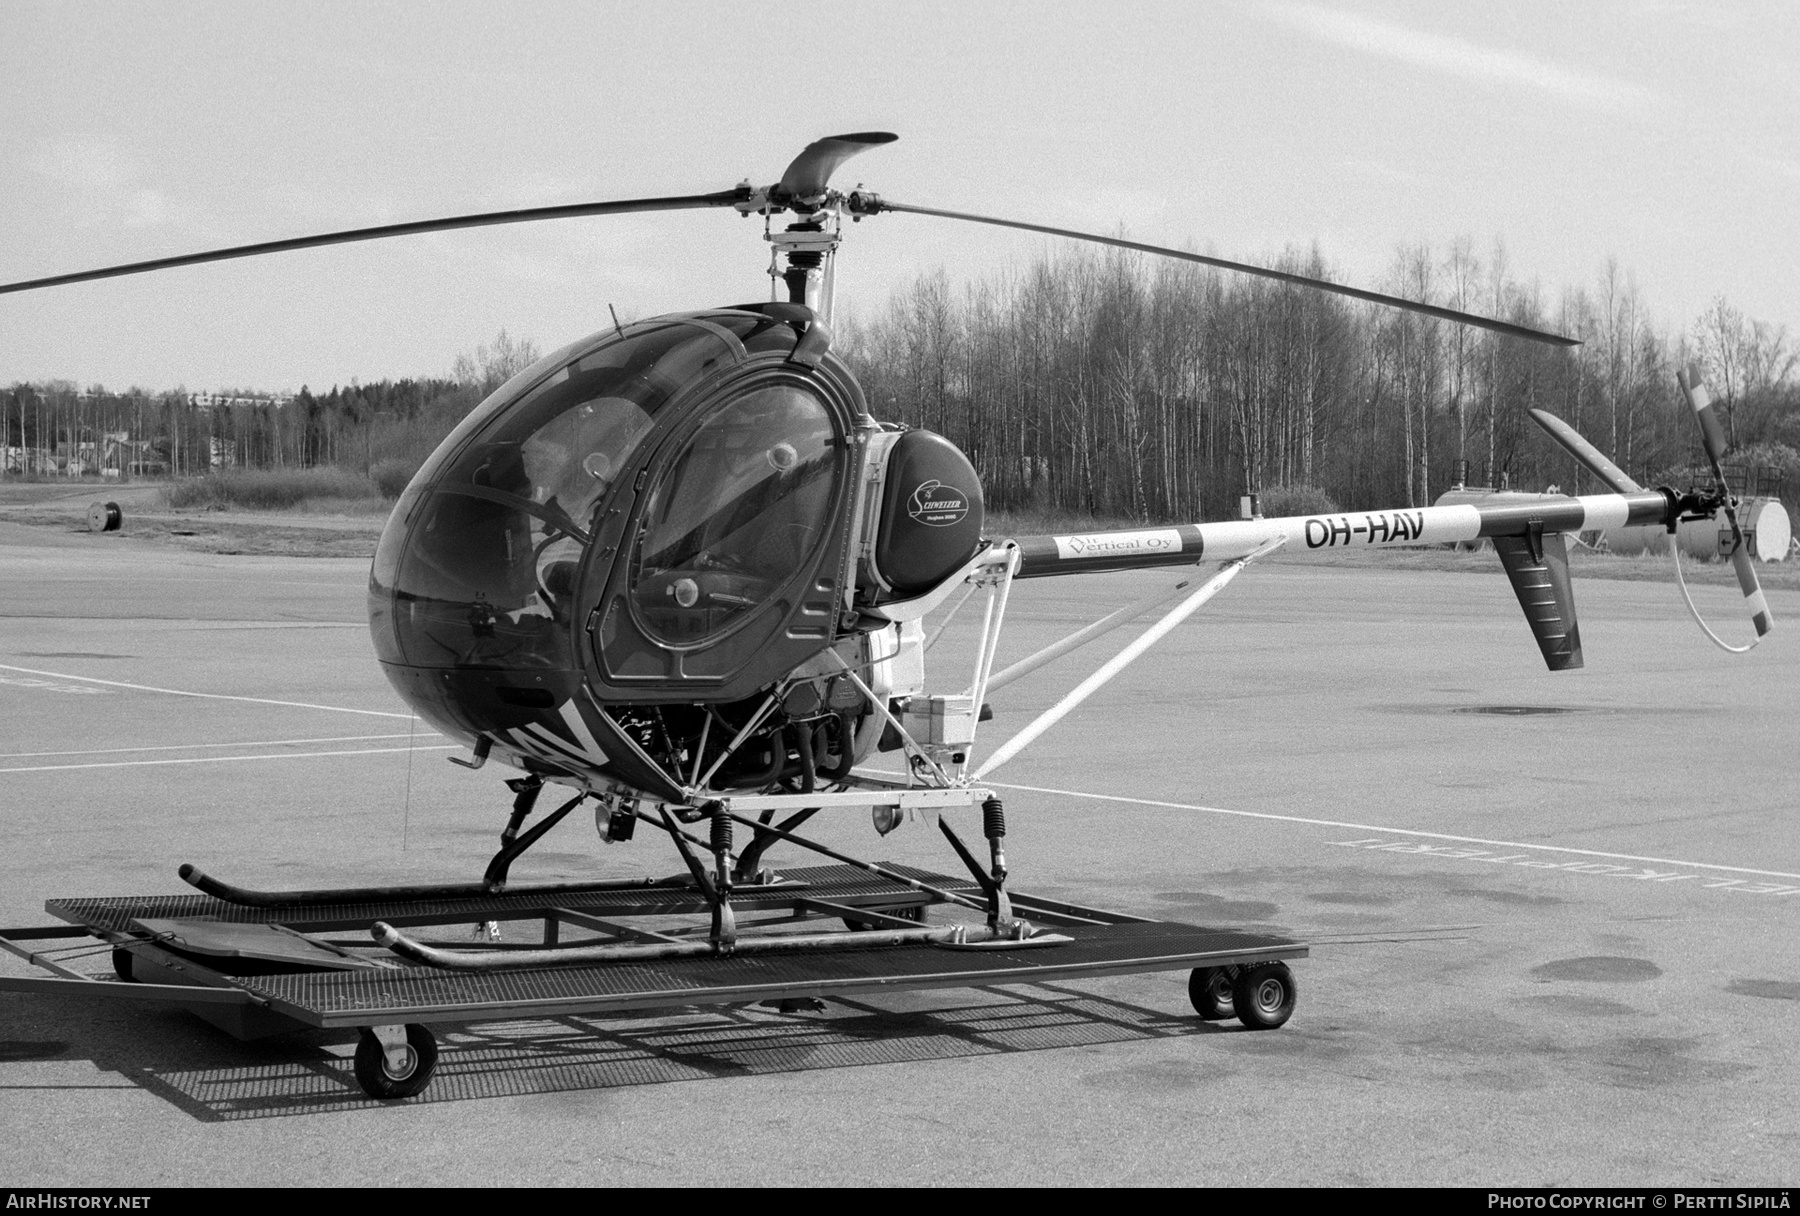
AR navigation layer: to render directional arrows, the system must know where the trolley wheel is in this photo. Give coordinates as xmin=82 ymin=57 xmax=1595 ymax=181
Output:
xmin=1187 ymin=966 xmax=1236 ymax=1021
xmin=1231 ymin=962 xmax=1298 ymax=1030
xmin=111 ymin=948 xmax=135 ymax=982
xmin=353 ymin=1024 xmax=438 ymax=1100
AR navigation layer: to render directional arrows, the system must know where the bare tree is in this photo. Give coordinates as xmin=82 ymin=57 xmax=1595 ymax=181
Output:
xmin=453 ymin=329 xmax=542 ymax=396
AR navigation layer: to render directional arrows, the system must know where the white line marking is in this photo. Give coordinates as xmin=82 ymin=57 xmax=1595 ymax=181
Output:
xmin=1325 ymin=837 xmax=1800 ymax=897
xmin=0 ymin=745 xmax=458 ymax=774
xmin=988 ymin=780 xmax=1800 ymax=882
xmin=0 ymin=663 xmax=413 ymax=719
xmin=0 ymin=675 xmax=111 ymax=694
xmin=0 ymin=732 xmax=442 ymax=759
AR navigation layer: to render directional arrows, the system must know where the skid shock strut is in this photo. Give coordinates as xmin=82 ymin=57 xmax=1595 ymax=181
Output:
xmin=936 ymin=796 xmax=1019 ymax=934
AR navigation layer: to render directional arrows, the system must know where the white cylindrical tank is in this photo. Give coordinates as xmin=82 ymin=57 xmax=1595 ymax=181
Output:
xmin=1603 ymin=497 xmax=1791 ymax=562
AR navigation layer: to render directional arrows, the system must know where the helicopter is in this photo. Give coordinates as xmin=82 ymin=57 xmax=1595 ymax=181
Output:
xmin=0 ymin=132 xmax=1772 ymax=1100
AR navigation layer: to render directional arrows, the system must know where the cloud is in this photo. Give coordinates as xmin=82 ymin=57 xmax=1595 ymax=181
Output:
xmin=1746 ymin=152 xmax=1800 ymax=183
xmin=1264 ymin=3 xmax=1659 ymax=114
xmin=39 ymin=134 xmax=135 ymax=190
xmin=36 ymin=134 xmax=177 ymax=230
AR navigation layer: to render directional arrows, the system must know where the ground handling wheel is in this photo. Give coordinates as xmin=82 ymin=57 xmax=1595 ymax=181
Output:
xmin=1231 ymin=962 xmax=1298 ymax=1030
xmin=1187 ymin=966 xmax=1236 ymax=1021
xmin=111 ymin=948 xmax=134 ymax=982
xmin=353 ymin=1024 xmax=439 ymax=1100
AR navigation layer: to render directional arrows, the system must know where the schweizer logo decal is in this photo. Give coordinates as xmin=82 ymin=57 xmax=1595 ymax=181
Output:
xmin=908 ymin=479 xmax=970 ymax=527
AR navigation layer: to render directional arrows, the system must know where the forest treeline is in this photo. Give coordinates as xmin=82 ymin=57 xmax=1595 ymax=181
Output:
xmin=2 ymin=330 xmax=540 ymax=494
xmin=840 ymin=241 xmax=1800 ymax=522
xmin=7 ymin=247 xmax=1797 ymax=524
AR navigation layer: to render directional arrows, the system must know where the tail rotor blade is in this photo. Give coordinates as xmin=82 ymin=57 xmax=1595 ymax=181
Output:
xmin=1731 ymin=546 xmax=1775 ymax=637
xmin=1528 ymin=409 xmax=1642 ymax=494
xmin=1678 ymin=364 xmax=1732 ymax=475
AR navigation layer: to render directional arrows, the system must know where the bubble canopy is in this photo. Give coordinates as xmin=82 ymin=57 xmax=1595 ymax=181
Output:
xmin=368 ymin=309 xmax=863 ymax=754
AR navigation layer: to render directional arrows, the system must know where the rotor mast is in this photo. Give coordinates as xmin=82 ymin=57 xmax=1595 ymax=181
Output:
xmin=770 ymin=216 xmax=842 ymax=319
xmin=731 ymin=131 xmax=899 ymax=323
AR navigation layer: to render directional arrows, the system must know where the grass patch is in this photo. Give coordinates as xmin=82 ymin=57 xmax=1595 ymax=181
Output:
xmin=162 ymin=467 xmax=388 ymax=513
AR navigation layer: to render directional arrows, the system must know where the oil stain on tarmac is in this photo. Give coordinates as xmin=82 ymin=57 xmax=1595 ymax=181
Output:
xmin=1305 ymin=891 xmax=1396 ymax=907
xmin=1452 ymin=888 xmax=1567 ymax=907
xmin=1726 ymin=979 xmax=1800 ymax=1001
xmin=1531 ymin=956 xmax=1663 ymax=983
xmin=1525 ymin=995 xmax=1639 ymax=1017
xmin=1152 ymin=892 xmax=1280 ymax=920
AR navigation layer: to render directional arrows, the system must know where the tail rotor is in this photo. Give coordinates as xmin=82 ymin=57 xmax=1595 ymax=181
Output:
xmin=1676 ymin=365 xmax=1774 ymax=644
xmin=1527 ymin=370 xmax=1773 ymax=655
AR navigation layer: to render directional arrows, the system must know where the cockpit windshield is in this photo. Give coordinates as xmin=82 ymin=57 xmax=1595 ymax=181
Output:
xmin=379 ymin=321 xmax=741 ymax=670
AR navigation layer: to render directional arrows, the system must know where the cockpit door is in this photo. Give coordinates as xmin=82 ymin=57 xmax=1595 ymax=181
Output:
xmin=580 ymin=370 xmax=856 ymax=701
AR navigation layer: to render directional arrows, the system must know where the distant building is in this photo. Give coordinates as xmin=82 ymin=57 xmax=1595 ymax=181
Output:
xmin=187 ymin=392 xmax=294 ymax=411
xmin=3 ymin=446 xmax=55 ymax=474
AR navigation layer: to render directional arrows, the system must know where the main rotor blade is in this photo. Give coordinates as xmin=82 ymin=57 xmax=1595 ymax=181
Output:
xmin=0 ymin=189 xmax=747 ymax=296
xmin=1528 ymin=408 xmax=1643 ymax=493
xmin=865 ymin=199 xmax=1580 ymax=347
xmin=776 ymin=132 xmax=898 ymax=204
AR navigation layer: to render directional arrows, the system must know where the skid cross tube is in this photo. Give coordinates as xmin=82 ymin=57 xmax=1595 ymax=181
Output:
xmin=483 ymin=790 xmax=586 ymax=890
xmin=733 ymin=807 xmax=820 ymax=882
xmin=632 ymin=806 xmax=745 ymax=868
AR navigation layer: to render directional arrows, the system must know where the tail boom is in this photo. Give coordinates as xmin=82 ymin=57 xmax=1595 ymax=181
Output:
xmin=1009 ymin=491 xmax=1671 ymax=578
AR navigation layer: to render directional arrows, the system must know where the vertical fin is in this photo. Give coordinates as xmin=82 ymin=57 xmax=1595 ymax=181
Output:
xmin=1492 ymin=531 xmax=1583 ymax=671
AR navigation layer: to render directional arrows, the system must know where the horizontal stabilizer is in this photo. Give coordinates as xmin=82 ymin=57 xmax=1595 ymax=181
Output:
xmin=1493 ymin=531 xmax=1583 ymax=671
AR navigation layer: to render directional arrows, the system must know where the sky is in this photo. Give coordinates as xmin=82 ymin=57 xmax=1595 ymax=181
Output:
xmin=2 ymin=0 xmax=1795 ymax=393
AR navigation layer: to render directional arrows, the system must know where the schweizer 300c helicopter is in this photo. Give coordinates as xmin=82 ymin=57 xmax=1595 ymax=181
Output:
xmin=0 ymin=133 xmax=1771 ymax=1100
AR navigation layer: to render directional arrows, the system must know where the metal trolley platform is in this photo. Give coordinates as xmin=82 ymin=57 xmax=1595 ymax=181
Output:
xmin=1 ymin=862 xmax=1306 ymax=1100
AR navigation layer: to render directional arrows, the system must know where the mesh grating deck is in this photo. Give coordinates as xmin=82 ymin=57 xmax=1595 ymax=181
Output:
xmin=237 ymin=920 xmax=1305 ymax=1027
xmin=43 ymin=864 xmax=1305 ymax=1029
